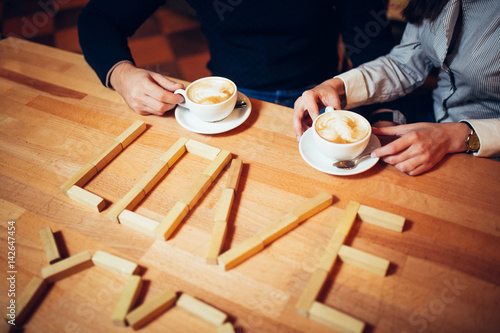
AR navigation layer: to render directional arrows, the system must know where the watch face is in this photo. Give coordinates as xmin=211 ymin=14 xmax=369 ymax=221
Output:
xmin=469 ymin=133 xmax=480 ymax=151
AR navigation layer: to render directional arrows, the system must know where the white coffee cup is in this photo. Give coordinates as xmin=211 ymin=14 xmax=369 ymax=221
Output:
xmin=312 ymin=108 xmax=372 ymax=161
xmin=174 ymin=76 xmax=237 ymax=122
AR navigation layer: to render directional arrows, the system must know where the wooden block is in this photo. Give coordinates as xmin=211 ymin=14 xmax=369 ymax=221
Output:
xmin=119 ymin=210 xmax=160 ymax=237
xmin=203 ymin=150 xmax=232 ymax=182
xmin=180 ymin=174 xmax=212 ymax=210
xmin=66 ymin=185 xmax=106 ymax=212
xmin=89 ymin=140 xmax=122 ymax=171
xmin=206 ymin=221 xmax=228 ymax=265
xmin=336 ymin=201 xmax=360 ymax=236
xmin=185 ymin=139 xmax=221 ymax=160
xmin=92 ymin=250 xmax=139 ymax=277
xmin=338 ymin=245 xmax=390 ymax=276
xmin=112 ymin=275 xmax=143 ymax=326
xmin=8 ymin=276 xmax=47 ymax=325
xmin=358 ymin=205 xmax=405 ymax=232
xmin=225 ymin=159 xmax=243 ymax=191
xmin=255 ymin=193 xmax=333 ymax=246
xmin=316 ymin=232 xmax=345 ymax=272
xmin=114 ymin=120 xmax=146 ymax=148
xmin=177 ymin=294 xmax=228 ymax=326
xmin=309 ymin=301 xmax=365 ymax=333
xmin=217 ymin=322 xmax=236 ymax=333
xmin=125 ymin=287 xmax=177 ymax=330
xmin=154 ymin=201 xmax=190 ymax=240
xmin=214 ymin=188 xmax=235 ymax=223
xmin=41 ymin=250 xmax=93 ymax=283
xmin=218 ymin=236 xmax=264 ymax=271
xmin=135 ymin=159 xmax=169 ymax=194
xmin=60 ymin=163 xmax=97 ymax=194
xmin=160 ymin=137 xmax=189 ymax=167
xmin=39 ymin=226 xmax=61 ymax=264
xmin=295 ymin=269 xmax=329 ymax=317
xmin=108 ymin=186 xmax=146 ymax=223
xmin=314 ymin=201 xmax=360 ymax=272
xmin=292 ymin=191 xmax=333 ymax=223
xmin=255 ymin=213 xmax=299 ymax=245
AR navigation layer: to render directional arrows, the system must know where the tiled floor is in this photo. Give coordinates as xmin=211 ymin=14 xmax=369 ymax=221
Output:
xmin=0 ymin=0 xmax=211 ymax=82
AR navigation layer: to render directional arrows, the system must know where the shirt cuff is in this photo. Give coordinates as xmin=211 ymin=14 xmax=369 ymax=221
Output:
xmin=461 ymin=119 xmax=500 ymax=157
xmin=334 ymin=69 xmax=368 ymax=109
xmin=106 ymin=60 xmax=134 ymax=89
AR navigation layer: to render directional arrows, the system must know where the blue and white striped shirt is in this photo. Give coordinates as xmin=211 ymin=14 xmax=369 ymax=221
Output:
xmin=339 ymin=0 xmax=500 ymax=157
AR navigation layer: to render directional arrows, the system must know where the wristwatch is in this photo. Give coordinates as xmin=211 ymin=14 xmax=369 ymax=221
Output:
xmin=464 ymin=127 xmax=480 ymax=154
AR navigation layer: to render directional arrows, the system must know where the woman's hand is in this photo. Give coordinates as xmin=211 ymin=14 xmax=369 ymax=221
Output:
xmin=371 ymin=122 xmax=470 ymax=175
xmin=292 ymin=78 xmax=346 ymax=141
xmin=110 ymin=62 xmax=185 ymax=116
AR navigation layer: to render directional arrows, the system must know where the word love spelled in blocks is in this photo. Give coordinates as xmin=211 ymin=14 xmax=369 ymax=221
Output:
xmin=56 ymin=120 xmax=407 ymax=333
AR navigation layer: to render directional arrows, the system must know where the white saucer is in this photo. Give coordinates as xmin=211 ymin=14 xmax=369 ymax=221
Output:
xmin=175 ymin=92 xmax=252 ymax=134
xmin=299 ymin=128 xmax=381 ymax=176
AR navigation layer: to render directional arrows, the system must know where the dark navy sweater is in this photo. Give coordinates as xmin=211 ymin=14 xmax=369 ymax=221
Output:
xmin=78 ymin=0 xmax=393 ymax=91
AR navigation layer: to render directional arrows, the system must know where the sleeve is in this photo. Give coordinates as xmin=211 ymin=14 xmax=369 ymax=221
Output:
xmin=336 ymin=23 xmax=435 ymax=108
xmin=78 ymin=0 xmax=165 ymax=87
xmin=336 ymin=0 xmax=394 ymax=67
xmin=462 ymin=119 xmax=500 ymax=157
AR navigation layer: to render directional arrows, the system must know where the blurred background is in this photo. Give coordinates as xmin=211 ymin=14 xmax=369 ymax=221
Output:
xmin=0 ymin=0 xmax=409 ymax=83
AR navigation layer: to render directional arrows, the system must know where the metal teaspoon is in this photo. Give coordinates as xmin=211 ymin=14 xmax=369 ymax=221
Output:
xmin=332 ymin=152 xmax=372 ymax=170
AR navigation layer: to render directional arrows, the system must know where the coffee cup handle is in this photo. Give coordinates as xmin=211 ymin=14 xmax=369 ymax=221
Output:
xmin=174 ymin=89 xmax=187 ymax=108
xmin=324 ymin=106 xmax=335 ymax=113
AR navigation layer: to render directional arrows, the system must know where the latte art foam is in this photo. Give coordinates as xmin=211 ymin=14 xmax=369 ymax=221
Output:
xmin=315 ymin=111 xmax=369 ymax=143
xmin=187 ymin=79 xmax=235 ymax=105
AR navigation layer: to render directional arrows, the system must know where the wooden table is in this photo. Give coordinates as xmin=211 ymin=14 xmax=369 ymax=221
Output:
xmin=1 ymin=37 xmax=499 ymax=333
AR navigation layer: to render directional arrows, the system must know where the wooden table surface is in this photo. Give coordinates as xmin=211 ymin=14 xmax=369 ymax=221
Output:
xmin=1 ymin=37 xmax=499 ymax=333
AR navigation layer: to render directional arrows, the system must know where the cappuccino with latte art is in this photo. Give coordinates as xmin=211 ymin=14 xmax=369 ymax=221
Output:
xmin=312 ymin=108 xmax=372 ymax=161
xmin=187 ymin=78 xmax=235 ymax=105
xmin=174 ymin=77 xmax=237 ymax=122
xmin=315 ymin=110 xmax=369 ymax=144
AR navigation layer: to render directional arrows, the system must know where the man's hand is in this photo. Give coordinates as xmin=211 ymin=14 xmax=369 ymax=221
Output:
xmin=110 ymin=62 xmax=185 ymax=116
xmin=371 ymin=122 xmax=470 ymax=176
xmin=292 ymin=78 xmax=346 ymax=141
